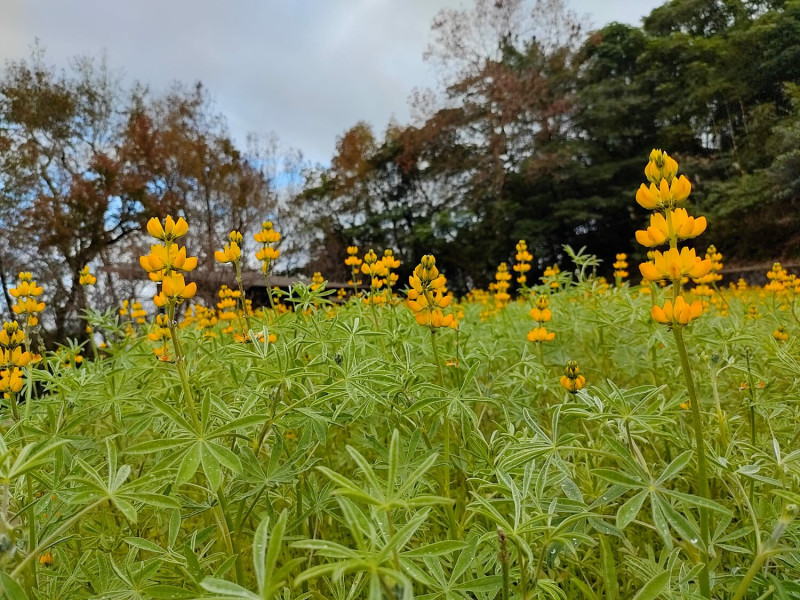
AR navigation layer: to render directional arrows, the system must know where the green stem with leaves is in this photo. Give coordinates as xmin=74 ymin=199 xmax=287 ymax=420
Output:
xmin=672 ymin=325 xmax=712 ymax=598
xmin=215 ymin=484 xmax=243 ymax=584
xmin=167 ymin=303 xmax=200 ymax=429
xmin=11 ymin=498 xmax=106 ymax=580
xmin=234 ymin=260 xmax=253 ymax=334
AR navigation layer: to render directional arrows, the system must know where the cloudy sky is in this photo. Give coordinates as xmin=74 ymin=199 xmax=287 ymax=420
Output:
xmin=2 ymin=0 xmax=662 ymax=164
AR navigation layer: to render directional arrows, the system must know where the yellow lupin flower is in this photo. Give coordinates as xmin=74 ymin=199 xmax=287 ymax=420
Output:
xmin=529 ymin=295 xmax=552 ymax=323
xmin=773 ymin=326 xmax=789 ymax=341
xmin=0 ymin=321 xmax=32 ymax=402
xmin=215 ymin=241 xmax=241 ymax=264
xmin=361 ymin=250 xmax=388 ymax=305
xmin=382 ymin=249 xmax=400 ymax=299
xmin=254 ymin=221 xmax=282 ymax=309
xmin=635 ymin=149 xmax=711 ymax=329
xmin=613 ymin=253 xmax=629 ymax=282
xmin=131 ymin=302 xmax=147 ymax=324
xmin=254 ymin=222 xmax=281 ymax=271
xmin=154 ymin=273 xmax=197 ymax=308
xmin=79 ymin=265 xmax=97 ymax=286
xmin=542 ymin=264 xmax=561 ymax=289
xmin=254 ymin=222 xmax=281 ymax=245
xmin=405 ymin=255 xmax=458 ymax=330
xmin=256 ymin=246 xmax=280 ymax=262
xmin=527 ymin=294 xmax=555 ymax=342
xmin=635 ymin=177 xmax=692 ymax=210
xmin=146 ymin=216 xmax=189 ymax=241
xmin=560 ymin=360 xmax=586 ymax=393
xmin=38 ymin=551 xmax=53 ymax=567
xmin=693 ymin=245 xmax=724 ymax=285
xmin=344 ymin=245 xmax=363 ymax=289
xmin=493 ymin=262 xmax=512 ymax=308
xmin=635 ymin=208 xmax=707 ymax=247
xmin=644 ymin=149 xmax=679 ymax=184
xmin=651 ymin=296 xmax=703 ymax=326
xmin=513 ymin=240 xmax=533 ymax=285
xmin=361 ymin=250 xmax=388 ymax=279
xmin=310 ymin=272 xmax=325 ymax=291
xmin=527 ymin=327 xmax=555 ymax=342
xmin=345 ymin=246 xmax=361 ymax=267
xmin=140 ymin=244 xmax=198 ymax=281
xmin=141 ymin=216 xmax=199 ymax=317
xmin=639 ymin=247 xmax=712 ymax=282
xmin=10 ymin=274 xmax=46 ymax=327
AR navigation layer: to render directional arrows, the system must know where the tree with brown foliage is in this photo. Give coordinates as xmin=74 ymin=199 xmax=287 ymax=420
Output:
xmin=0 ymin=50 xmax=274 ymax=339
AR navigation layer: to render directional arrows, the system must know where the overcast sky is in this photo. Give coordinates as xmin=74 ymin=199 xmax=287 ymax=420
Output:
xmin=2 ymin=0 xmax=662 ymax=165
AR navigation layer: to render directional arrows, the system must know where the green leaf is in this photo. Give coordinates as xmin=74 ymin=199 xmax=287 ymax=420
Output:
xmin=0 ymin=572 xmax=29 ymax=600
xmin=151 ymin=397 xmax=197 ymax=433
xmin=205 ymin=441 xmax=242 ymax=474
xmin=317 ymin=466 xmax=381 ymax=505
xmin=616 ymin=490 xmax=647 ymax=530
xmin=252 ymin=515 xmax=270 ymax=593
xmin=664 ymin=489 xmax=732 ymax=515
xmin=134 ymin=492 xmax=182 ymax=510
xmin=145 ymin=585 xmax=196 ymax=599
xmin=209 ymin=413 xmax=269 ymax=438
xmin=632 ymin=570 xmax=670 ymax=600
xmin=401 ymin=540 xmax=467 ymax=557
xmin=114 ymin=497 xmax=138 ymax=523
xmin=201 ymin=443 xmax=222 ymax=490
xmin=600 ymin=537 xmax=618 ymax=600
xmin=262 ymin=510 xmax=289 ymax=598
xmin=200 ymin=577 xmax=260 ymax=599
xmin=177 ymin=443 xmax=202 ymax=485
xmin=387 ymin=429 xmax=400 ymax=494
xmin=125 ymin=438 xmax=187 ymax=454
xmin=655 ymin=495 xmax=701 ymax=548
xmin=593 ymin=469 xmax=643 ymax=488
xmin=124 ymin=537 xmax=165 ymax=554
xmin=656 ymin=451 xmax=692 ymax=484
xmin=452 ymin=575 xmax=504 ymax=593
xmin=169 ymin=510 xmax=181 ymax=547
xmin=396 ymin=453 xmax=439 ymax=497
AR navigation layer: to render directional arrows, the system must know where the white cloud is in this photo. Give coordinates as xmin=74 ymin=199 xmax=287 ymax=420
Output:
xmin=1 ymin=0 xmax=661 ymax=164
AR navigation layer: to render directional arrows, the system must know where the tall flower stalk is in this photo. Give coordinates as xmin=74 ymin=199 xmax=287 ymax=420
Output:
xmin=79 ymin=265 xmax=99 ymax=358
xmin=140 ymin=216 xmax=199 ymax=426
xmin=405 ymin=254 xmax=459 ymax=534
xmin=216 ymin=230 xmax=253 ymax=335
xmin=255 ymin=221 xmax=281 ymax=309
xmin=635 ymin=149 xmax=713 ymax=597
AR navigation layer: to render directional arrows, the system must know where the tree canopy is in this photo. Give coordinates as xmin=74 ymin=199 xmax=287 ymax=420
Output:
xmin=299 ymin=0 xmax=800 ymax=292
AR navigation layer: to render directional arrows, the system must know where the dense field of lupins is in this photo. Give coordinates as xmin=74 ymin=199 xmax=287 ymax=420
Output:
xmin=1 ymin=151 xmax=799 ymax=599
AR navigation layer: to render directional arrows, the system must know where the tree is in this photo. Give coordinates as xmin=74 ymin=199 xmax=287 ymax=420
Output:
xmin=0 ymin=50 xmax=275 ymax=337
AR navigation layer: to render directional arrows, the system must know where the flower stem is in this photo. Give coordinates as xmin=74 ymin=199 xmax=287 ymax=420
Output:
xmin=672 ymin=325 xmax=712 ymax=598
xmin=167 ymin=303 xmax=200 ymax=429
xmin=25 ymin=477 xmax=37 ymax=593
xmin=430 ymin=330 xmax=444 ymax=386
xmin=234 ymin=261 xmax=253 ymax=334
xmin=216 ymin=484 xmax=243 ymax=584
xmin=499 ymin=528 xmax=510 ymax=600
xmin=8 ymin=389 xmax=19 ymax=421
xmin=264 ymin=268 xmax=275 ymax=310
